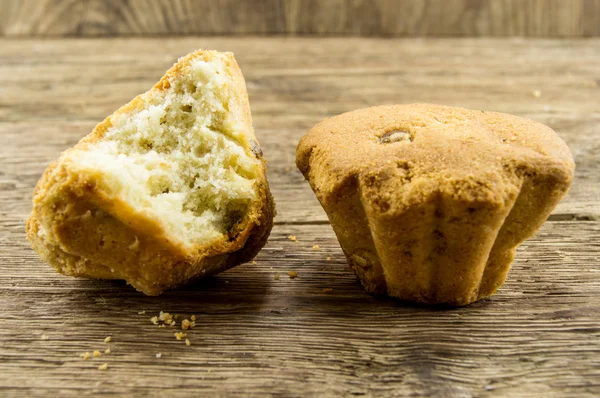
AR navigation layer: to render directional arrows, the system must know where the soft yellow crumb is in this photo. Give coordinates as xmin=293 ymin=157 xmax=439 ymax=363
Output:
xmin=288 ymin=271 xmax=298 ymax=279
xmin=98 ymin=363 xmax=108 ymax=371
xmin=150 ymin=316 xmax=159 ymax=325
xmin=156 ymin=353 xmax=162 ymax=358
xmin=181 ymin=319 xmax=191 ymax=330
xmin=274 ymin=274 xmax=280 ymax=280
xmin=138 ymin=310 xmax=146 ymax=315
xmin=40 ymin=334 xmax=48 ymax=340
xmin=251 ymin=260 xmax=257 ymax=265
xmin=185 ymin=339 xmax=191 ymax=346
xmin=532 ymin=90 xmax=542 ymax=98
xmin=104 ymin=336 xmax=112 ymax=344
xmin=93 ymin=350 xmax=102 ymax=358
xmin=159 ymin=311 xmax=173 ymax=323
xmin=312 ymin=245 xmax=320 ymax=250
xmin=105 ymin=348 xmax=111 ymax=354
xmin=287 ymin=235 xmax=297 ymax=242
xmin=191 ymin=315 xmax=197 ymax=321
xmin=174 ymin=332 xmax=187 ymax=341
xmin=327 ymin=257 xmax=331 ymax=261
xmin=81 ymin=352 xmax=91 ymax=360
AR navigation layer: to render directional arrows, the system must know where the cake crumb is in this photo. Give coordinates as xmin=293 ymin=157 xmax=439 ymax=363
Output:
xmin=312 ymin=245 xmax=320 ymax=250
xmin=174 ymin=332 xmax=187 ymax=340
xmin=81 ymin=352 xmax=91 ymax=360
xmin=104 ymin=336 xmax=112 ymax=344
xmin=191 ymin=315 xmax=197 ymax=321
xmin=40 ymin=334 xmax=48 ymax=340
xmin=159 ymin=311 xmax=173 ymax=322
xmin=287 ymin=235 xmax=297 ymax=242
xmin=105 ymin=348 xmax=111 ymax=354
xmin=288 ymin=271 xmax=298 ymax=279
xmin=181 ymin=319 xmax=195 ymax=330
xmin=185 ymin=339 xmax=191 ymax=346
xmin=323 ymin=288 xmax=334 ymax=294
xmin=156 ymin=353 xmax=162 ymax=358
xmin=93 ymin=350 xmax=102 ymax=358
xmin=532 ymin=90 xmax=542 ymax=98
xmin=251 ymin=260 xmax=257 ymax=265
xmin=150 ymin=316 xmax=159 ymax=325
xmin=274 ymin=274 xmax=280 ymax=280
xmin=98 ymin=363 xmax=108 ymax=371
xmin=327 ymin=257 xmax=331 ymax=261
xmin=138 ymin=310 xmax=146 ymax=315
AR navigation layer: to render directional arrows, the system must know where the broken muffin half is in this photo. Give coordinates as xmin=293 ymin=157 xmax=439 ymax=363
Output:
xmin=27 ymin=50 xmax=275 ymax=295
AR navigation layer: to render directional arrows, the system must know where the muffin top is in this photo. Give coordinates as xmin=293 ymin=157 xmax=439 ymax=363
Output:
xmin=296 ymin=104 xmax=574 ymax=213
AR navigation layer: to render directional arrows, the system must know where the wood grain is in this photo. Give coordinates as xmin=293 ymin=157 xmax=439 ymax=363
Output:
xmin=0 ymin=37 xmax=599 ymax=396
xmin=1 ymin=0 xmax=600 ymax=37
xmin=0 ymin=37 xmax=598 ymax=222
xmin=1 ymin=221 xmax=599 ymax=396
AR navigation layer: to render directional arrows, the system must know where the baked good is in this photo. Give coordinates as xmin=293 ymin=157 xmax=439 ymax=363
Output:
xmin=296 ymin=104 xmax=574 ymax=305
xmin=27 ymin=50 xmax=275 ymax=296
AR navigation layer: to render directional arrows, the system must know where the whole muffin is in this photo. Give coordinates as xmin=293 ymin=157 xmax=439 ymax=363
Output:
xmin=296 ymin=104 xmax=574 ymax=306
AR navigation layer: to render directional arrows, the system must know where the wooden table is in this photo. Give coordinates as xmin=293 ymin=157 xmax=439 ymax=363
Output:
xmin=1 ymin=37 xmax=598 ymax=397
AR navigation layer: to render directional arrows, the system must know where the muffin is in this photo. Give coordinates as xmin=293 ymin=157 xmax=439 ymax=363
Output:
xmin=27 ymin=50 xmax=275 ymax=296
xmin=296 ymin=104 xmax=574 ymax=305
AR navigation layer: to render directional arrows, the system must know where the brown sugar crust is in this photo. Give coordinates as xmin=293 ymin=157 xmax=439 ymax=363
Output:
xmin=297 ymin=104 xmax=574 ymax=306
xmin=27 ymin=50 xmax=275 ymax=296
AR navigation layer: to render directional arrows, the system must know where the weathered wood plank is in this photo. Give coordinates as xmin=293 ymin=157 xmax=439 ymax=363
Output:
xmin=1 ymin=221 xmax=599 ymax=396
xmin=1 ymin=37 xmax=598 ymax=396
xmin=1 ymin=0 xmax=600 ymax=38
xmin=1 ymin=38 xmax=598 ymax=222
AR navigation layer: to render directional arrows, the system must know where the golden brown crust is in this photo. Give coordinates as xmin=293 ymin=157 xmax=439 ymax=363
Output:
xmin=27 ymin=50 xmax=275 ymax=296
xmin=297 ymin=104 xmax=574 ymax=306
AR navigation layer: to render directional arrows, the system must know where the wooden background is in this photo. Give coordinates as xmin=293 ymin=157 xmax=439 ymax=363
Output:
xmin=1 ymin=36 xmax=599 ymax=396
xmin=1 ymin=0 xmax=600 ymax=396
xmin=2 ymin=0 xmax=600 ymax=37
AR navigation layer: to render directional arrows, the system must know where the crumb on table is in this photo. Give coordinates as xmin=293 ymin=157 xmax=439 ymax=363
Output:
xmin=185 ymin=339 xmax=191 ymax=346
xmin=287 ymin=235 xmax=298 ymax=242
xmin=327 ymin=257 xmax=331 ymax=261
xmin=104 ymin=348 xmax=111 ymax=354
xmin=288 ymin=271 xmax=298 ymax=279
xmin=98 ymin=363 xmax=108 ymax=371
xmin=81 ymin=352 xmax=91 ymax=360
xmin=312 ymin=244 xmax=320 ymax=250
xmin=104 ymin=336 xmax=111 ymax=344
xmin=93 ymin=350 xmax=102 ymax=358
xmin=181 ymin=319 xmax=196 ymax=330
xmin=174 ymin=332 xmax=187 ymax=341
xmin=274 ymin=274 xmax=280 ymax=280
